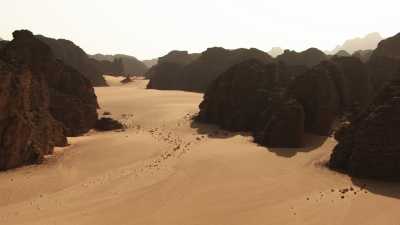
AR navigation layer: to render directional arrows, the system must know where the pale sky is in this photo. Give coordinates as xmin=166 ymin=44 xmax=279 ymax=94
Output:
xmin=0 ymin=0 xmax=399 ymax=60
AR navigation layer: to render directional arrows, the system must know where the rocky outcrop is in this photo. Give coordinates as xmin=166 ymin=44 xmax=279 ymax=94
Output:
xmin=277 ymin=48 xmax=328 ymax=68
xmin=335 ymin=50 xmax=351 ymax=57
xmin=288 ymin=61 xmax=343 ymax=135
xmin=89 ymin=57 xmax=124 ymax=76
xmin=352 ymin=49 xmax=373 ymax=62
xmin=367 ymin=33 xmax=400 ymax=91
xmin=197 ymin=59 xmax=305 ymax=147
xmin=148 ymin=48 xmax=274 ymax=92
xmin=90 ymin=54 xmax=148 ymax=76
xmin=36 ymin=35 xmax=107 ymax=86
xmin=95 ymin=117 xmax=124 ymax=131
xmin=370 ymin=33 xmax=400 ymax=60
xmin=1 ymin=30 xmax=98 ymax=137
xmin=329 ymin=70 xmax=400 ymax=179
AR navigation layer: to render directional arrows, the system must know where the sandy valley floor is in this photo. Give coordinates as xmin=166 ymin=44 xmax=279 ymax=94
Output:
xmin=0 ymin=76 xmax=400 ymax=225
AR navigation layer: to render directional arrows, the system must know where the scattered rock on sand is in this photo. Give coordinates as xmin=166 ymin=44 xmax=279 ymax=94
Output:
xmin=95 ymin=117 xmax=124 ymax=131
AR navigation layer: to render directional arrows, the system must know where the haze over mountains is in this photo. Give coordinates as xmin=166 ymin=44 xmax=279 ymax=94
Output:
xmin=90 ymin=54 xmax=148 ymax=75
xmin=327 ymin=32 xmax=383 ymax=55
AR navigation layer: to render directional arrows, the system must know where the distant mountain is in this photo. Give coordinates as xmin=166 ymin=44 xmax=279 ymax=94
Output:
xmin=352 ymin=49 xmax=373 ymax=62
xmin=268 ymin=47 xmax=284 ymax=58
xmin=329 ymin=33 xmax=383 ymax=54
xmin=90 ymin=54 xmax=148 ymax=76
xmin=142 ymin=58 xmax=158 ymax=68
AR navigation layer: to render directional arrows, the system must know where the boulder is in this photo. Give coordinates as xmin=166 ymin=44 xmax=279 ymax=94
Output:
xmin=95 ymin=118 xmax=124 ymax=131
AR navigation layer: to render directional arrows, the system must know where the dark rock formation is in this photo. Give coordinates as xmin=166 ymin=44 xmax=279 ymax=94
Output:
xmin=90 ymin=54 xmax=148 ymax=76
xmin=148 ymin=48 xmax=274 ymax=92
xmin=142 ymin=58 xmax=158 ymax=68
xmin=276 ymin=48 xmax=328 ymax=68
xmin=0 ymin=40 xmax=8 ymax=50
xmin=197 ymin=59 xmax=305 ymax=147
xmin=371 ymin=33 xmax=400 ymax=60
xmin=145 ymin=51 xmax=198 ymax=80
xmin=121 ymin=76 xmax=133 ymax=84
xmin=335 ymin=50 xmax=351 ymax=57
xmin=367 ymin=33 xmax=400 ymax=91
xmin=288 ymin=61 xmax=343 ymax=135
xmin=352 ymin=49 xmax=373 ymax=62
xmin=89 ymin=57 xmax=124 ymax=76
xmin=95 ymin=117 xmax=124 ymax=131
xmin=1 ymin=30 xmax=99 ymax=137
xmin=329 ymin=70 xmax=400 ymax=179
xmin=36 ymin=35 xmax=107 ymax=86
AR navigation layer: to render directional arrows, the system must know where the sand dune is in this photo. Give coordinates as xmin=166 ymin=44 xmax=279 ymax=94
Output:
xmin=0 ymin=76 xmax=399 ymax=225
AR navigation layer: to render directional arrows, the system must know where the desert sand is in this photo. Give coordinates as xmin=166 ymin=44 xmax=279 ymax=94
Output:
xmin=0 ymin=76 xmax=399 ymax=225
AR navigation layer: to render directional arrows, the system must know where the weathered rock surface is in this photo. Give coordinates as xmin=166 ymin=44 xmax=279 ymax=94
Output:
xmin=148 ymin=47 xmax=274 ymax=92
xmin=89 ymin=57 xmax=124 ymax=76
xmin=329 ymin=70 xmax=400 ymax=179
xmin=197 ymin=59 xmax=305 ymax=147
xmin=2 ymin=31 xmax=99 ymax=137
xmin=352 ymin=49 xmax=373 ymax=62
xmin=36 ymin=35 xmax=107 ymax=86
xmin=0 ymin=31 xmax=71 ymax=170
xmin=276 ymin=48 xmax=328 ymax=68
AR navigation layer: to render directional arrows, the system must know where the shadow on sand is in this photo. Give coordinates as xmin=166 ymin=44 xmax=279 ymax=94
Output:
xmin=266 ymin=134 xmax=328 ymax=158
xmin=349 ymin=177 xmax=400 ymax=199
xmin=191 ymin=120 xmax=328 ymax=158
xmin=190 ymin=120 xmax=252 ymax=139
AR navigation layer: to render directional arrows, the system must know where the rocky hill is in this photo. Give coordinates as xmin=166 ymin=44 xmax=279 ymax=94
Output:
xmin=276 ymin=48 xmax=328 ymax=68
xmin=90 ymin=54 xmax=148 ymax=76
xmin=329 ymin=69 xmax=400 ymax=179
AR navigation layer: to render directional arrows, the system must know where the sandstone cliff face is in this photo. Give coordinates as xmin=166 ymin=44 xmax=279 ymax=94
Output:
xmin=36 ymin=35 xmax=107 ymax=86
xmin=0 ymin=61 xmax=67 ymax=170
xmin=352 ymin=49 xmax=373 ymax=63
xmin=1 ymin=30 xmax=99 ymax=137
xmin=329 ymin=70 xmax=400 ymax=179
xmin=276 ymin=48 xmax=328 ymax=68
xmin=148 ymin=48 xmax=274 ymax=92
xmin=0 ymin=30 xmax=99 ymax=170
xmin=89 ymin=58 xmax=124 ymax=77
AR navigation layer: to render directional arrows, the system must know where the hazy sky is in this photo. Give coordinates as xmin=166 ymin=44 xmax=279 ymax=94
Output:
xmin=1 ymin=0 xmax=399 ymax=60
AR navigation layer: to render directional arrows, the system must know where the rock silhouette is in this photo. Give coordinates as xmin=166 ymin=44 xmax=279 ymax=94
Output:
xmin=276 ymin=48 xmax=328 ymax=68
xmin=148 ymin=48 xmax=274 ymax=92
xmin=91 ymin=54 xmax=148 ymax=76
